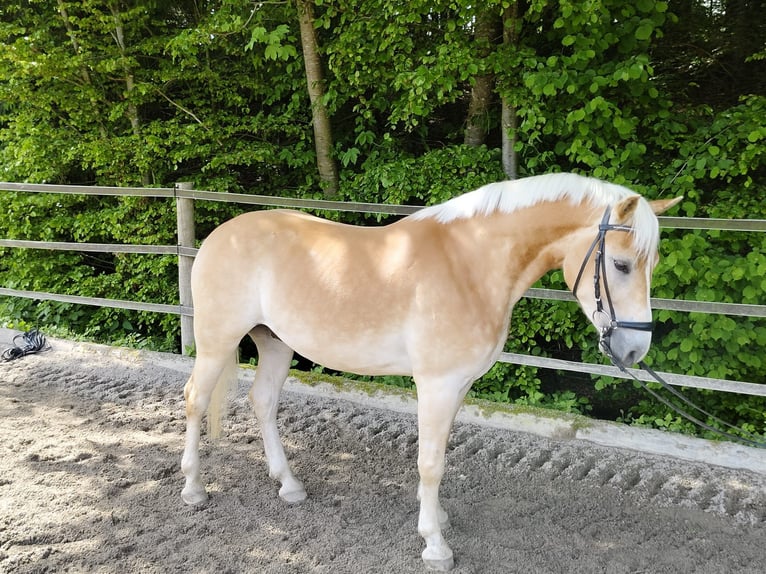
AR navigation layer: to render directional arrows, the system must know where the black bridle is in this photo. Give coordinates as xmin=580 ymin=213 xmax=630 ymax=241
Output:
xmin=572 ymin=205 xmax=765 ymax=448
xmin=571 ymin=205 xmax=653 ymax=358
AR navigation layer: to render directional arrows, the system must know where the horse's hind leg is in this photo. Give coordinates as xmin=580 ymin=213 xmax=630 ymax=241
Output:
xmin=248 ymin=327 xmax=306 ymax=503
xmin=181 ymin=352 xmax=234 ymax=505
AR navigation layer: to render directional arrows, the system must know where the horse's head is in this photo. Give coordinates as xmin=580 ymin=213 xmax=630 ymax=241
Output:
xmin=564 ymin=195 xmax=682 ymax=367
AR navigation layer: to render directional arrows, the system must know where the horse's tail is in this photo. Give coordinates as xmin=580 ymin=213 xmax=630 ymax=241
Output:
xmin=206 ymin=352 xmax=239 ymax=439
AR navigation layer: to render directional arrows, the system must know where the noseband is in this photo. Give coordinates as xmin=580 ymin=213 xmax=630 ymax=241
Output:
xmin=571 ymin=206 xmax=653 ymax=357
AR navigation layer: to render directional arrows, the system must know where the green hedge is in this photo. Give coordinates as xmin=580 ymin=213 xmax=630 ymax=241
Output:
xmin=2 ymin=123 xmax=765 ymax=441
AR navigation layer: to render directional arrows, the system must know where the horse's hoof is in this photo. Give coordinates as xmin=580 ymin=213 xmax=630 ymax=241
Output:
xmin=279 ymin=485 xmax=307 ymax=504
xmin=422 ymin=548 xmax=454 ymax=572
xmin=181 ymin=485 xmax=209 ymax=506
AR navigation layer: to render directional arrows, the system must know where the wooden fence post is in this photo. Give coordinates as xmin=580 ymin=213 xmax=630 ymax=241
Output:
xmin=176 ymin=182 xmax=195 ymax=355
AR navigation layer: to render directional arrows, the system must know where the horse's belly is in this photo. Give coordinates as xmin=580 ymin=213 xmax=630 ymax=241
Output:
xmin=282 ymin=331 xmax=413 ymax=376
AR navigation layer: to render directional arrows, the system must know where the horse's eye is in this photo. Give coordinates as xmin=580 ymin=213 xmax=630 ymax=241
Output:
xmin=614 ymin=260 xmax=631 ymax=274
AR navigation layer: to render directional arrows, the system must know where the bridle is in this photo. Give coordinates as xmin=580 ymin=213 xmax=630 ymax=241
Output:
xmin=571 ymin=205 xmax=653 ymax=363
xmin=571 ymin=205 xmax=765 ymax=448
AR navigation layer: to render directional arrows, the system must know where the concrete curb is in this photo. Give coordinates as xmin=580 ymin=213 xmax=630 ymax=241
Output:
xmin=3 ymin=328 xmax=765 ymax=475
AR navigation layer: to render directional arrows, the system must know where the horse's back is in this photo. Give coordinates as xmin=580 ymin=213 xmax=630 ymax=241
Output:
xmin=192 ymin=210 xmax=427 ymax=373
xmin=195 ymin=209 xmax=411 ymax=286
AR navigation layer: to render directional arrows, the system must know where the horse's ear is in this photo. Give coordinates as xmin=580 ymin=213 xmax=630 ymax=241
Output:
xmin=614 ymin=195 xmax=641 ymax=223
xmin=648 ymin=196 xmax=684 ymax=215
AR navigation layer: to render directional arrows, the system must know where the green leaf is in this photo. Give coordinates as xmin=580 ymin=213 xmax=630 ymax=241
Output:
xmin=635 ymin=22 xmax=654 ymax=40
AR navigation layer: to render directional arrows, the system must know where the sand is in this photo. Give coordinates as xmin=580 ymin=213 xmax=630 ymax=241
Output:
xmin=1 ymin=337 xmax=765 ymax=573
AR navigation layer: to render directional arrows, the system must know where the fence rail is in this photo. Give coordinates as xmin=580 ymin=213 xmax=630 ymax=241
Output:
xmin=1 ymin=181 xmax=764 ymax=398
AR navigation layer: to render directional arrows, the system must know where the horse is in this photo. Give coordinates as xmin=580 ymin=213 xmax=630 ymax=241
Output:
xmin=180 ymin=172 xmax=681 ymax=571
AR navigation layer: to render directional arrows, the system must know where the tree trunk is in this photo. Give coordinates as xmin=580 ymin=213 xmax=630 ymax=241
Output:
xmin=296 ymin=0 xmax=339 ymax=197
xmin=501 ymin=2 xmax=520 ymax=180
xmin=501 ymin=100 xmax=518 ymax=179
xmin=464 ymin=9 xmax=500 ymax=147
xmin=110 ymin=2 xmax=151 ymax=186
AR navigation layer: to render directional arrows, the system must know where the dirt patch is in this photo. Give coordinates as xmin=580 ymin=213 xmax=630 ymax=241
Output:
xmin=1 ymin=344 xmax=765 ymax=573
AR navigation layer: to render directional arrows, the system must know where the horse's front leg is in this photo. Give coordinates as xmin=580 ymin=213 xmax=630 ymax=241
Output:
xmin=415 ymin=377 xmax=469 ymax=572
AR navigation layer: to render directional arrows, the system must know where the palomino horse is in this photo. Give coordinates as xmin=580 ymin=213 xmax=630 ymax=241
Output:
xmin=181 ymin=172 xmax=681 ymax=571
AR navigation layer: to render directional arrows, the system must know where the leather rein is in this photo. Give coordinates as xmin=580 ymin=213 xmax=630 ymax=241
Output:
xmin=572 ymin=205 xmax=765 ymax=448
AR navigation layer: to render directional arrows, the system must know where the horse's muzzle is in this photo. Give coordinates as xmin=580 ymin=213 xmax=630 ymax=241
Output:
xmin=599 ymin=322 xmax=652 ymax=369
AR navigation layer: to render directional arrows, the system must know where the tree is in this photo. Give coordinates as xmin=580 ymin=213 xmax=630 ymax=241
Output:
xmin=464 ymin=7 xmax=500 ymax=148
xmin=0 ymin=0 xmax=318 ymax=348
xmin=651 ymin=0 xmax=766 ymax=109
xmin=499 ymin=2 xmax=520 ymax=179
xmin=109 ymin=1 xmax=150 ymax=185
xmin=296 ymin=0 xmax=339 ymax=196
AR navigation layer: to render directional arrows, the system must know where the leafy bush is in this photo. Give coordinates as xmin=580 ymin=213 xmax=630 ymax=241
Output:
xmin=616 ymin=96 xmax=766 ymax=438
xmin=0 ymin=193 xmax=181 ymax=350
xmin=339 ymin=145 xmax=505 ymax=210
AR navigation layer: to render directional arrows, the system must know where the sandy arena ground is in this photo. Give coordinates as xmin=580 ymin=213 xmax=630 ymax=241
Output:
xmin=1 ymin=336 xmax=765 ymax=573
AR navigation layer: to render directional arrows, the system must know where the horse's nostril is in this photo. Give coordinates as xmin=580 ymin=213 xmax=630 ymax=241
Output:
xmin=624 ymin=350 xmax=638 ymax=366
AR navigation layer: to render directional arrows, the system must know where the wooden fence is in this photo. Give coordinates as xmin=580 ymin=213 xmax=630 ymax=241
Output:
xmin=1 ymin=181 xmax=765 ymax=399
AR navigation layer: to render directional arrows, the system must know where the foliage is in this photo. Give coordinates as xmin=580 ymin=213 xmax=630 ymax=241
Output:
xmin=620 ymin=94 xmax=766 ymax=438
xmin=0 ymin=0 xmax=764 ymax=439
xmin=498 ymin=0 xmax=674 ymax=182
xmin=340 ymin=145 xmax=505 ymax=209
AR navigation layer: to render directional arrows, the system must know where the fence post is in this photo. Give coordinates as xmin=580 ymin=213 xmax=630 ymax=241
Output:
xmin=176 ymin=182 xmax=195 ymax=355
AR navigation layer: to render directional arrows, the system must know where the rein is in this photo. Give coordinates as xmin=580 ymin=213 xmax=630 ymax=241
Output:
xmin=2 ymin=329 xmax=51 ymax=361
xmin=574 ymin=206 xmax=766 ymax=448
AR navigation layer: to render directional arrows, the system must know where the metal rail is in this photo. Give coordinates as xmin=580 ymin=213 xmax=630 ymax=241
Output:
xmin=1 ymin=181 xmax=764 ymax=397
xmin=4 ymin=181 xmax=765 ymax=230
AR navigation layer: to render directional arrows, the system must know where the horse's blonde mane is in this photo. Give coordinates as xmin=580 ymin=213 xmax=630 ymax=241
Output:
xmin=411 ymin=173 xmax=659 ymax=259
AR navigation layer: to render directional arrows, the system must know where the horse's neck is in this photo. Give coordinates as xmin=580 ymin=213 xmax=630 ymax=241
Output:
xmin=441 ymin=200 xmax=598 ymax=304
